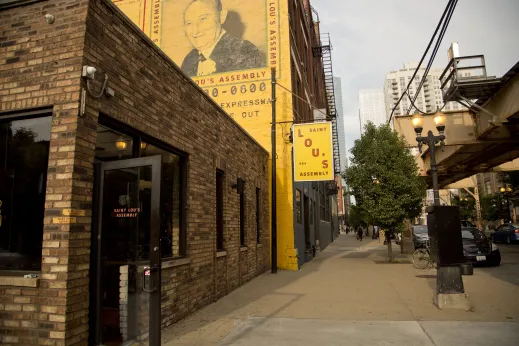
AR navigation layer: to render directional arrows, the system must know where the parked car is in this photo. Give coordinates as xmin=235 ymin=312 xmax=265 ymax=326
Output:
xmin=460 ymin=220 xmax=476 ymax=228
xmin=462 ymin=227 xmax=501 ymax=266
xmin=412 ymin=225 xmax=429 ymax=249
xmin=490 ymin=224 xmax=519 ymax=244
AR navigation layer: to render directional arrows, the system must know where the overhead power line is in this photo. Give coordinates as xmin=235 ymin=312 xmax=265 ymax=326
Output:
xmin=387 ymin=0 xmax=456 ymax=125
xmin=406 ymin=0 xmax=459 ymax=115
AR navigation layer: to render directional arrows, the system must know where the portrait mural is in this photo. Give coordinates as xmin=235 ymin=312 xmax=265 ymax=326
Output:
xmin=179 ymin=0 xmax=266 ymax=77
xmin=114 ymin=0 xmax=282 ymax=139
xmin=156 ymin=0 xmax=269 ymax=78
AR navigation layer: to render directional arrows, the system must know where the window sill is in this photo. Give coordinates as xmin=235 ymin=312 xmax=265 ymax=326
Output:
xmin=240 ymin=246 xmax=248 ymax=252
xmin=162 ymin=258 xmax=191 ymax=269
xmin=216 ymin=251 xmax=227 ymax=258
xmin=256 ymin=243 xmax=263 ymax=248
xmin=0 ymin=276 xmax=39 ymax=288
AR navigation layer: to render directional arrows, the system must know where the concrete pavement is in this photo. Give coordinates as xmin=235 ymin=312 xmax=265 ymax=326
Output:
xmin=221 ymin=319 xmax=518 ymax=346
xmin=162 ymin=234 xmax=519 ymax=345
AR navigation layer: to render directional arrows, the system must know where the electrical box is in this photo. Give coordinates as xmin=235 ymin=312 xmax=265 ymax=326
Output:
xmin=427 ymin=206 xmax=465 ymax=266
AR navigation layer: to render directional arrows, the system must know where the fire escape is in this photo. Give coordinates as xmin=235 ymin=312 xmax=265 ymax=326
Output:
xmin=313 ymin=33 xmax=341 ymax=178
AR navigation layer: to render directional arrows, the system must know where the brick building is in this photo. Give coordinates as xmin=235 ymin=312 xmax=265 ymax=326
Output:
xmin=110 ymin=0 xmax=342 ymax=270
xmin=0 ymin=0 xmax=269 ymax=345
xmin=289 ymin=0 xmax=341 ymax=264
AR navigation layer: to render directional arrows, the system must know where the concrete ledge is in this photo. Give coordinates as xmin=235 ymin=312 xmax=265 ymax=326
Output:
xmin=434 ymin=293 xmax=471 ymax=310
xmin=216 ymin=251 xmax=227 ymax=258
xmin=257 ymin=243 xmax=263 ymax=248
xmin=0 ymin=276 xmax=39 ymax=288
xmin=240 ymin=247 xmax=248 ymax=252
xmin=162 ymin=258 xmax=191 ymax=269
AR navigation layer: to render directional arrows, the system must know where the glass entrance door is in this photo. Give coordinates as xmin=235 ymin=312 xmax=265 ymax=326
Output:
xmin=92 ymin=156 xmax=161 ymax=346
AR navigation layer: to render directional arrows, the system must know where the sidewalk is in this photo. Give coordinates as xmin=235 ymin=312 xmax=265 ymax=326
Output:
xmin=162 ymin=234 xmax=519 ymax=345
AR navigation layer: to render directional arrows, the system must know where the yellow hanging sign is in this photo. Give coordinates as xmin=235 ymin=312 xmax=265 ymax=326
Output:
xmin=293 ymin=122 xmax=334 ymax=182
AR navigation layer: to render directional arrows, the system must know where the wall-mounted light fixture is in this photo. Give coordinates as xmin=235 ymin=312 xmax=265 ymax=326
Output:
xmin=115 ymin=137 xmax=127 ymax=150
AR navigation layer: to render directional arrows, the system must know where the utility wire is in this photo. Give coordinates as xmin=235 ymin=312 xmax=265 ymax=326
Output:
xmin=405 ymin=90 xmax=427 ymax=114
xmin=276 ymin=82 xmax=331 ymax=119
xmin=387 ymin=0 xmax=455 ymax=124
xmin=407 ymin=0 xmax=457 ymax=114
xmin=406 ymin=0 xmax=458 ymax=115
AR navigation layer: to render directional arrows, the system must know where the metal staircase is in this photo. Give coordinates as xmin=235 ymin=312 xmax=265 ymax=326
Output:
xmin=319 ymin=34 xmax=337 ymax=118
xmin=319 ymin=33 xmax=341 ymax=176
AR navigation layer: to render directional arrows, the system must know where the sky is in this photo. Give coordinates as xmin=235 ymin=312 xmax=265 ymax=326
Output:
xmin=310 ymin=0 xmax=519 ymax=164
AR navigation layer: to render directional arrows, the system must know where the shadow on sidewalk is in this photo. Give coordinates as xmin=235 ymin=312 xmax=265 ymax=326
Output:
xmin=162 ymin=235 xmax=349 ymax=344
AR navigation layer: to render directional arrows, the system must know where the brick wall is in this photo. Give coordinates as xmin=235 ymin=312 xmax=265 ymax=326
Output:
xmin=82 ymin=0 xmax=270 ymax=332
xmin=0 ymin=0 xmax=91 ymax=345
xmin=0 ymin=0 xmax=270 ymax=345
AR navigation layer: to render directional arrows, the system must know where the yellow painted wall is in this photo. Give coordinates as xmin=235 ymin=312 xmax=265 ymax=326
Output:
xmin=114 ymin=0 xmax=298 ymax=270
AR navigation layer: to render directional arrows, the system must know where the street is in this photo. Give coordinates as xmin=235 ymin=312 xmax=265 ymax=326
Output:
xmin=479 ymin=243 xmax=519 ymax=287
xmin=161 ymin=234 xmax=519 ymax=345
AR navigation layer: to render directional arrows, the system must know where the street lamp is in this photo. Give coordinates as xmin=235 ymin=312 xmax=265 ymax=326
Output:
xmin=500 ymin=186 xmax=513 ymax=222
xmin=412 ymin=111 xmax=447 ymax=206
xmin=413 ymin=111 xmax=470 ymax=309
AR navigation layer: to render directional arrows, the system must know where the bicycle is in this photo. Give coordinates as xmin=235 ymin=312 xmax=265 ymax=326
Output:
xmin=412 ymin=239 xmax=434 ymax=269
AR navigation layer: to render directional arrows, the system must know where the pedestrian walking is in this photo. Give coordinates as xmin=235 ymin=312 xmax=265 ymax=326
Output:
xmin=357 ymin=226 xmax=363 ymax=241
xmin=373 ymin=225 xmax=379 ymax=239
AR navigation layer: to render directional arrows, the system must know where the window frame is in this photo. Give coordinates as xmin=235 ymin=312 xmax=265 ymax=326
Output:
xmin=0 ymin=0 xmax=46 ymax=10
xmin=216 ymin=170 xmax=225 ymax=251
xmin=239 ymin=179 xmax=246 ymax=247
xmin=296 ymin=189 xmax=302 ymax=224
xmin=98 ymin=116 xmax=188 ymax=259
xmin=0 ymin=107 xmax=53 ymax=273
xmin=256 ymin=187 xmax=261 ymax=244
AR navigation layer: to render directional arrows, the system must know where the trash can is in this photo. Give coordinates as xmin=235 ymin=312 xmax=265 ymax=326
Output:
xmin=460 ymin=263 xmax=473 ymax=276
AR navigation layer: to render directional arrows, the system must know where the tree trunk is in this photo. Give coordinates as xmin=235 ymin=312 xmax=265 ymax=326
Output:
xmin=387 ymin=229 xmax=394 ymax=262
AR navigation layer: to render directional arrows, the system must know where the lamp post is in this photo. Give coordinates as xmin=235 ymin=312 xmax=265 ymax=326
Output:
xmin=412 ymin=111 xmax=446 ymax=206
xmin=412 ymin=111 xmax=470 ymax=310
xmin=500 ymin=186 xmax=513 ymax=223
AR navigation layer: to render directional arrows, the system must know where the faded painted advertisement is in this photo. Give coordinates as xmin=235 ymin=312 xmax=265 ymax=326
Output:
xmin=113 ymin=0 xmax=281 ymax=127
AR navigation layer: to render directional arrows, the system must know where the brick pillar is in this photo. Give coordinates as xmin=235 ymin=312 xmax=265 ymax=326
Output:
xmin=40 ymin=103 xmax=97 ymax=345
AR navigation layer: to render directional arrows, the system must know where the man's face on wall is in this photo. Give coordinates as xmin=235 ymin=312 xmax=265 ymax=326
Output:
xmin=184 ymin=0 xmax=226 ymax=52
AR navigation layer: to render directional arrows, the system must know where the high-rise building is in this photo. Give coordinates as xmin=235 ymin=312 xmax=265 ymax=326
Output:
xmin=384 ymin=62 xmax=466 ymax=119
xmin=334 ymin=77 xmax=349 ymax=220
xmin=334 ymin=77 xmax=347 ymax=175
xmin=358 ymin=89 xmax=387 ymax=132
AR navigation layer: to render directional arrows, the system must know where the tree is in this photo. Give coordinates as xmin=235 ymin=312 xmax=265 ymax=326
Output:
xmin=480 ymin=194 xmax=507 ymax=221
xmin=451 ymin=193 xmax=476 ymax=220
xmin=343 ymin=122 xmax=427 ymax=261
xmin=348 ymin=204 xmax=367 ymax=229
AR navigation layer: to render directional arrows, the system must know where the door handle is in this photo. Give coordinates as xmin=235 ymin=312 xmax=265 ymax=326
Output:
xmin=142 ymin=264 xmax=159 ymax=293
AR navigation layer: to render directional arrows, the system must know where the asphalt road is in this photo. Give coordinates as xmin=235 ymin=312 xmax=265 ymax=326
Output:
xmin=477 ymin=243 xmax=519 ymax=286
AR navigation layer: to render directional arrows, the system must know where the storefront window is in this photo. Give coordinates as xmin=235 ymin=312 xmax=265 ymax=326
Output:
xmin=95 ymin=122 xmax=185 ymax=259
xmin=0 ymin=116 xmax=52 ymax=271
xmin=296 ymin=189 xmax=302 ymax=224
xmin=141 ymin=143 xmax=182 ymax=258
xmin=95 ymin=125 xmax=133 ymax=161
xmin=310 ymin=199 xmax=314 ymax=225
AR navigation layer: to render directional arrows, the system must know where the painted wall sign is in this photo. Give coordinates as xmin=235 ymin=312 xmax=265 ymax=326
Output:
xmin=293 ymin=122 xmax=335 ymax=182
xmin=112 ymin=208 xmax=141 ymax=218
xmin=53 ymin=217 xmax=77 ymax=224
xmin=113 ymin=0 xmax=280 ymax=128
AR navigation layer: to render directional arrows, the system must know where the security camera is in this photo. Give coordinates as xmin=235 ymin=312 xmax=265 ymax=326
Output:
xmin=82 ymin=66 xmax=97 ymax=80
xmin=44 ymin=14 xmax=55 ymax=24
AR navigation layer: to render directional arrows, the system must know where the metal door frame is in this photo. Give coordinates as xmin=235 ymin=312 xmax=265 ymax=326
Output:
xmin=92 ymin=155 xmax=162 ymax=346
